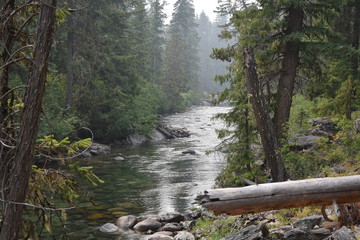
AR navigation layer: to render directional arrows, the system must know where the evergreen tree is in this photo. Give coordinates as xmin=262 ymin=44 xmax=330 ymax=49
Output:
xmin=213 ymin=0 xmax=350 ymax=182
xmin=197 ymin=11 xmax=229 ymax=93
xmin=149 ymin=0 xmax=167 ymax=84
xmin=161 ymin=0 xmax=200 ymax=111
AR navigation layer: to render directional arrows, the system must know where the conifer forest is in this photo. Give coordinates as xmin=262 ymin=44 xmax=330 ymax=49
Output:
xmin=1 ymin=0 xmax=360 ymax=239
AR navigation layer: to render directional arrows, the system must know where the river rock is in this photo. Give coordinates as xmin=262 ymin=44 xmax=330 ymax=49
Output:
xmin=116 ymin=215 xmax=138 ymax=230
xmin=159 ymin=223 xmax=182 ymax=232
xmin=156 ymin=123 xmax=190 ymax=139
xmin=82 ymin=143 xmax=111 ymax=157
xmin=221 ymin=223 xmax=269 ymax=240
xmin=284 ymin=228 xmax=307 ymax=240
xmin=173 ymin=231 xmax=195 ymax=240
xmin=182 ymin=149 xmax=196 ymax=155
xmin=148 ymin=129 xmax=167 ymax=141
xmin=309 ymin=228 xmax=331 ymax=240
xmin=127 ymin=133 xmax=148 ymax=145
xmin=99 ymin=223 xmax=119 ymax=233
xmin=324 ymin=226 xmax=357 ymax=240
xmin=114 ymin=156 xmax=125 ymax=161
xmin=134 ymin=218 xmax=162 ymax=232
xmin=155 ymin=231 xmax=174 ymax=237
xmin=145 ymin=234 xmax=174 ymax=240
xmin=293 ymin=215 xmax=323 ymax=230
xmin=158 ymin=212 xmax=185 ymax=223
xmin=181 ymin=220 xmax=196 ymax=230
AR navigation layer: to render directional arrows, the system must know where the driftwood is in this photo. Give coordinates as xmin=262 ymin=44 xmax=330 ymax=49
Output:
xmin=196 ymin=175 xmax=360 ymax=215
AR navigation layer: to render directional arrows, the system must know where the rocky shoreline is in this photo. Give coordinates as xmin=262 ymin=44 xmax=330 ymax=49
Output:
xmin=98 ymin=209 xmax=359 ymax=240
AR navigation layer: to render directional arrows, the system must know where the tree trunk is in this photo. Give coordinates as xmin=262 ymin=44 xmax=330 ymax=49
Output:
xmin=242 ymin=47 xmax=287 ymax=182
xmin=0 ymin=1 xmax=57 ymax=239
xmin=197 ymin=175 xmax=360 ymax=215
xmin=274 ymin=6 xmax=304 ymax=141
xmin=0 ymin=0 xmax=15 ymax=165
xmin=65 ymin=0 xmax=74 ymax=107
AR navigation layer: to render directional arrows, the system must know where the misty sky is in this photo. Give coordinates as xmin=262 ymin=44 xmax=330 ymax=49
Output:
xmin=164 ymin=0 xmax=219 ymax=22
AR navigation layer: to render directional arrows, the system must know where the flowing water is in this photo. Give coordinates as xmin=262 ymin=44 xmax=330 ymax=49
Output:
xmin=58 ymin=106 xmax=229 ymax=239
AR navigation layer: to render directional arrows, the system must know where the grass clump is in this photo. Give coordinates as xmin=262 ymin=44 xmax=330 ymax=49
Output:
xmin=192 ymin=215 xmax=245 ymax=240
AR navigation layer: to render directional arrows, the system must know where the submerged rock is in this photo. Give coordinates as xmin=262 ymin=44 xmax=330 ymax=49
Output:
xmin=99 ymin=223 xmax=119 ymax=233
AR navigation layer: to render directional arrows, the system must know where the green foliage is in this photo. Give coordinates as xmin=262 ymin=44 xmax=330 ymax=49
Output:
xmin=160 ymin=0 xmax=200 ymax=113
xmin=283 ymin=117 xmax=360 ymax=179
xmin=21 ymin=135 xmax=104 ymax=238
xmin=288 ymin=95 xmax=316 ymax=136
xmin=314 ymin=77 xmax=354 ymax=119
xmin=39 ymin=73 xmax=83 ymax=139
xmin=193 ymin=216 xmax=245 ymax=240
xmin=36 ymin=135 xmax=91 ymax=158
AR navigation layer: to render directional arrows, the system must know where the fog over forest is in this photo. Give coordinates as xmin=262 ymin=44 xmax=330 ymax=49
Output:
xmin=3 ymin=0 xmax=360 ymax=239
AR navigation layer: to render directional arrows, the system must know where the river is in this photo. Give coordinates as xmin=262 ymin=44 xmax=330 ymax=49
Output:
xmin=59 ymin=105 xmax=230 ymax=239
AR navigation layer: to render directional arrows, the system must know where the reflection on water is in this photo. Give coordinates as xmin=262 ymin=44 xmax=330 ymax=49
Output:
xmin=51 ymin=106 xmax=229 ymax=239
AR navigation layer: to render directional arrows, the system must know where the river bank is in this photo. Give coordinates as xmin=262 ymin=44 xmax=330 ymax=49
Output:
xmin=57 ymin=106 xmax=230 ymax=239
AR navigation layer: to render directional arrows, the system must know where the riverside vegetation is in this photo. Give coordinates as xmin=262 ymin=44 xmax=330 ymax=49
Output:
xmin=2 ymin=0 xmax=360 ymax=239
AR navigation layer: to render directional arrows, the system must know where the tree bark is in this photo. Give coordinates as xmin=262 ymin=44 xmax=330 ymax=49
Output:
xmin=65 ymin=0 xmax=74 ymax=107
xmin=242 ymin=47 xmax=286 ymax=182
xmin=197 ymin=175 xmax=360 ymax=215
xmin=274 ymin=6 xmax=304 ymax=141
xmin=0 ymin=0 xmax=15 ymax=165
xmin=0 ymin=0 xmax=57 ymax=239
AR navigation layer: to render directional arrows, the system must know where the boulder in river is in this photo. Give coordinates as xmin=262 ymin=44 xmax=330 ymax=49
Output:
xmin=81 ymin=142 xmax=111 ymax=157
xmin=116 ymin=215 xmax=138 ymax=230
xmin=133 ymin=218 xmax=162 ymax=232
xmin=127 ymin=133 xmax=148 ymax=145
xmin=159 ymin=223 xmax=182 ymax=232
xmin=181 ymin=150 xmax=196 ymax=155
xmin=114 ymin=156 xmax=125 ymax=161
xmin=158 ymin=212 xmax=185 ymax=223
xmin=156 ymin=123 xmax=190 ymax=139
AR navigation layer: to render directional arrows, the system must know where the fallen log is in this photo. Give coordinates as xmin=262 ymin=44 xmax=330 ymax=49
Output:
xmin=196 ymin=175 xmax=360 ymax=215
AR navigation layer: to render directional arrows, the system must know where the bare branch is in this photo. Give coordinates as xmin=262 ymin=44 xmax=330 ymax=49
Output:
xmin=0 ymin=198 xmax=76 ymax=211
xmin=0 ymin=85 xmax=26 ymax=101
